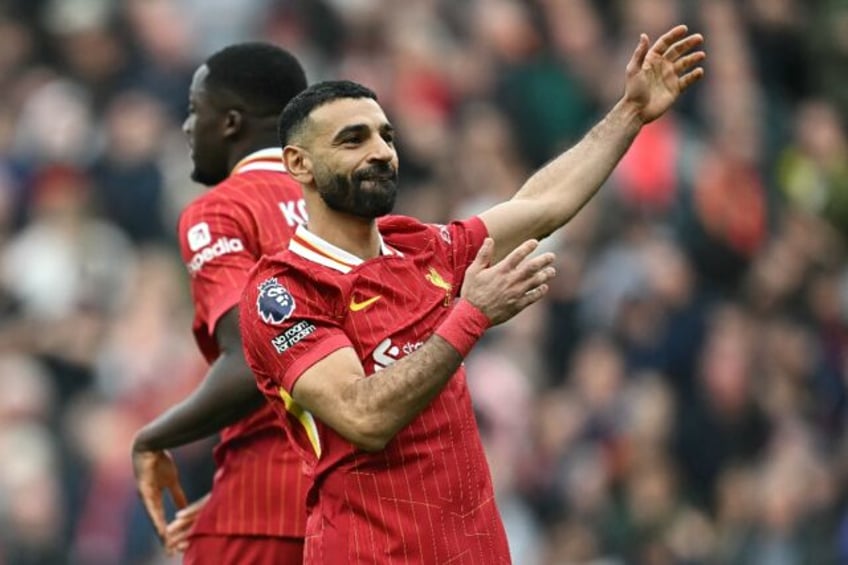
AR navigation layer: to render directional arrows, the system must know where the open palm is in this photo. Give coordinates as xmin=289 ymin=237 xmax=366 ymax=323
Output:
xmin=624 ymin=25 xmax=705 ymax=124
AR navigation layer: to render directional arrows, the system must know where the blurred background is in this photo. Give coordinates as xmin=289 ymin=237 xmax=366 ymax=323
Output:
xmin=0 ymin=0 xmax=846 ymax=563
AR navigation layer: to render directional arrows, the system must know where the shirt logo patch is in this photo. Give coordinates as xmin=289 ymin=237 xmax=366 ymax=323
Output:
xmin=187 ymin=237 xmax=244 ymax=276
xmin=438 ymin=224 xmax=452 ymax=244
xmin=271 ymin=320 xmax=316 ymax=353
xmin=257 ymin=278 xmax=296 ymax=325
xmin=349 ymin=294 xmax=382 ymax=312
xmin=426 ymin=267 xmax=453 ymax=307
xmin=426 ymin=267 xmax=452 ymax=292
xmin=187 ymin=222 xmax=212 ymax=251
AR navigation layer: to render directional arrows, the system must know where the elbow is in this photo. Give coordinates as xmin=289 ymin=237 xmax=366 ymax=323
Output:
xmin=351 ymin=435 xmax=390 ymax=453
xmin=342 ymin=412 xmax=396 ymax=453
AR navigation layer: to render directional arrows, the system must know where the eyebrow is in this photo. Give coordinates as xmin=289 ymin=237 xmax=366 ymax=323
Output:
xmin=332 ymin=122 xmax=395 ymax=144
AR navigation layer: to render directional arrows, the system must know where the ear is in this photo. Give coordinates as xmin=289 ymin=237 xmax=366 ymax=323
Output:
xmin=223 ymin=109 xmax=243 ymax=139
xmin=283 ymin=145 xmax=314 ymax=186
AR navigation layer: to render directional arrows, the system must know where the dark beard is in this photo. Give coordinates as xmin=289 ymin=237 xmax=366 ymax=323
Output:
xmin=317 ymin=162 xmax=398 ymax=219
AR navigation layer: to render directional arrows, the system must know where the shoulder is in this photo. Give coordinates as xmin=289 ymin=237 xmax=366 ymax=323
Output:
xmin=378 ymin=214 xmax=442 ymax=249
xmin=233 ymin=169 xmax=303 ymax=200
xmin=246 ymin=252 xmax=347 ymax=309
xmin=241 ymin=253 xmax=347 ymax=337
xmin=378 ymin=214 xmax=475 ymax=253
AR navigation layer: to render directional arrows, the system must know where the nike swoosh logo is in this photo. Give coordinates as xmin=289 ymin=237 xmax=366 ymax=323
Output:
xmin=349 ymin=295 xmax=382 ymax=312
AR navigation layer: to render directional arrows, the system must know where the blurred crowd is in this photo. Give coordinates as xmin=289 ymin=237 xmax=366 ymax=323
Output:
xmin=0 ymin=0 xmax=846 ymax=563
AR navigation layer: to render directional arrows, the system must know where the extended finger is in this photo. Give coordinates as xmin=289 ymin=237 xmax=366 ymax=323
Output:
xmin=468 ymin=238 xmax=494 ymax=273
xmin=518 ymin=266 xmax=557 ymax=295
xmin=627 ymin=33 xmax=650 ymax=74
xmin=650 ymin=24 xmax=688 ymax=56
xmin=679 ymin=67 xmax=705 ymax=91
xmin=516 ymin=283 xmax=550 ymax=309
xmin=515 ymin=252 xmax=555 ymax=279
xmin=165 ymin=518 xmax=193 ymax=553
xmin=664 ymin=34 xmax=704 ymax=61
xmin=498 ymin=239 xmax=539 ymax=271
xmin=674 ymin=51 xmax=706 ymax=74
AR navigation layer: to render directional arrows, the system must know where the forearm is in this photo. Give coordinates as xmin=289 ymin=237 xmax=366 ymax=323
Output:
xmin=323 ymin=301 xmax=487 ymax=452
xmin=132 ymin=351 xmax=263 ymax=452
xmin=515 ymin=99 xmax=643 ymax=236
xmin=349 ymin=335 xmax=463 ymax=450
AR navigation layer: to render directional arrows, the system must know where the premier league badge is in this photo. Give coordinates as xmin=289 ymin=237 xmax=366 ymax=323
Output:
xmin=257 ymin=277 xmax=296 ymax=325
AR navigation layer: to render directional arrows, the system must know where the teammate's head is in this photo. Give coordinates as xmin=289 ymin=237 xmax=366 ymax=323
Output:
xmin=279 ymin=80 xmax=399 ymax=219
xmin=183 ymin=42 xmax=307 ymax=186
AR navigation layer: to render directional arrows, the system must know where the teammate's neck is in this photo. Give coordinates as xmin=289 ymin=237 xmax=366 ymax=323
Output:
xmin=227 ymin=135 xmax=280 ymax=174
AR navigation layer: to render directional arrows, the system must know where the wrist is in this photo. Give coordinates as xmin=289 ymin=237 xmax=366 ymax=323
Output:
xmin=434 ymin=299 xmax=490 ymax=357
xmin=132 ymin=430 xmax=155 ymax=453
xmin=612 ymin=98 xmax=646 ymax=133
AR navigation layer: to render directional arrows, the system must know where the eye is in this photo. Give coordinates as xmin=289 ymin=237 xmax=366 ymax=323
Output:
xmin=343 ymin=136 xmax=362 ymax=146
xmin=382 ymin=132 xmax=395 ymax=145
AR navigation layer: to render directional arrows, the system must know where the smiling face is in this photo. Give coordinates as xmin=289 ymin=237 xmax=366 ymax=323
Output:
xmin=296 ymin=97 xmax=400 ymax=219
xmin=182 ymin=65 xmax=230 ymax=186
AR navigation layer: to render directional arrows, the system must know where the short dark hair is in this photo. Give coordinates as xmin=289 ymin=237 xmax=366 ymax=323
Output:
xmin=205 ymin=42 xmax=307 ymax=117
xmin=277 ymin=80 xmax=377 ymax=146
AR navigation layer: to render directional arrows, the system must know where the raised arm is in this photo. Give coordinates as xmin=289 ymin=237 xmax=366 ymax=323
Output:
xmin=289 ymin=239 xmax=555 ymax=452
xmin=480 ymin=24 xmax=705 ymax=261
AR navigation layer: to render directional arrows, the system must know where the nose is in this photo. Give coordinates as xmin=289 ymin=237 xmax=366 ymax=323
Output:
xmin=182 ymin=115 xmax=192 ymax=137
xmin=368 ymin=135 xmax=395 ymax=164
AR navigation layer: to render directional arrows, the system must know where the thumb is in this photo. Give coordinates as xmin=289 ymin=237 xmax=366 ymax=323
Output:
xmin=469 ymin=238 xmax=494 ymax=273
xmin=169 ymin=481 xmax=189 ymax=510
xmin=627 ymin=33 xmax=650 ymax=74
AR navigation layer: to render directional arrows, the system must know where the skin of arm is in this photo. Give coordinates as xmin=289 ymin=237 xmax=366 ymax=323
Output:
xmin=480 ymin=25 xmax=706 ymax=261
xmin=292 ymin=238 xmax=556 ymax=452
xmin=132 ymin=308 xmax=263 ymax=452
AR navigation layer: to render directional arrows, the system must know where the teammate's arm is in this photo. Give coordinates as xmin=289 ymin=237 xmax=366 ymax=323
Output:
xmin=131 ymin=307 xmax=260 ymax=542
xmin=479 ymin=25 xmax=705 ymax=261
xmin=289 ymin=239 xmax=555 ymax=452
xmin=132 ymin=308 xmax=260 ymax=451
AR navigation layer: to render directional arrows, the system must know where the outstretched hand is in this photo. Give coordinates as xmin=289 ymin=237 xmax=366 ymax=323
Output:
xmin=462 ymin=238 xmax=556 ymax=326
xmin=131 ymin=448 xmax=188 ymax=549
xmin=623 ymin=24 xmax=705 ymax=124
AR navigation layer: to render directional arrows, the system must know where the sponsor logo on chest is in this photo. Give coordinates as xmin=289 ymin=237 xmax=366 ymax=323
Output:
xmin=372 ymin=338 xmax=424 ymax=370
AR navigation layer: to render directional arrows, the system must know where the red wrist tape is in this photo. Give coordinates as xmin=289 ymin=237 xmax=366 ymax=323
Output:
xmin=434 ymin=299 xmax=490 ymax=357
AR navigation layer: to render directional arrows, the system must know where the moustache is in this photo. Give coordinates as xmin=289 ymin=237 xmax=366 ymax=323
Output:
xmin=353 ymin=163 xmax=398 ymax=183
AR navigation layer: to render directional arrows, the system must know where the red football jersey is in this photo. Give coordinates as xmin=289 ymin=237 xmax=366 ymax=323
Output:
xmin=240 ymin=216 xmax=511 ymax=564
xmin=177 ymin=148 xmax=309 ymax=537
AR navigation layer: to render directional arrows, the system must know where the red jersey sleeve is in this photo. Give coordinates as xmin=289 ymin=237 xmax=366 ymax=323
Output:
xmin=240 ymin=264 xmax=352 ymax=395
xmin=431 ymin=216 xmax=489 ymax=296
xmin=178 ymin=199 xmax=259 ymax=342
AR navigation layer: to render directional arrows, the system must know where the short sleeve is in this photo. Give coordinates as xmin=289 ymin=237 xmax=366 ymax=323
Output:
xmin=433 ymin=216 xmax=489 ymax=296
xmin=239 ymin=266 xmax=352 ymax=394
xmin=178 ymin=199 xmax=258 ymax=341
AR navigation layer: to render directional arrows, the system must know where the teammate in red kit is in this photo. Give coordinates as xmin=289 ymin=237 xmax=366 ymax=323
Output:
xmin=238 ymin=25 xmax=704 ymax=564
xmin=131 ymin=43 xmax=309 ymax=563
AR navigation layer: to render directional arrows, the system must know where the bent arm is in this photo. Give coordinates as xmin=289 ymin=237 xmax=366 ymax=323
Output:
xmin=289 ymin=240 xmax=555 ymax=452
xmin=293 ymin=335 xmax=463 ymax=452
xmin=132 ymin=308 xmax=263 ymax=452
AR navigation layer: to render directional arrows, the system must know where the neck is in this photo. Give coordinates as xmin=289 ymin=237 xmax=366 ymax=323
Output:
xmin=227 ymin=133 xmax=280 ymax=173
xmin=306 ymin=204 xmax=382 ymax=260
